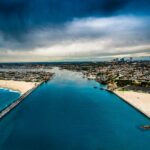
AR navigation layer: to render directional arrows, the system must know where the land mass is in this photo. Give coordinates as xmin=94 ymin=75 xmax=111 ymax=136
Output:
xmin=0 ymin=70 xmax=54 ymax=94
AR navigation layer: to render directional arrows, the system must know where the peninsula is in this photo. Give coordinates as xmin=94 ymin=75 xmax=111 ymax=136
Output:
xmin=114 ymin=90 xmax=150 ymax=118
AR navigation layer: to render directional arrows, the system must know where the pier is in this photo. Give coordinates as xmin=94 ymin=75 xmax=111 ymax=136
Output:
xmin=0 ymin=81 xmax=44 ymax=119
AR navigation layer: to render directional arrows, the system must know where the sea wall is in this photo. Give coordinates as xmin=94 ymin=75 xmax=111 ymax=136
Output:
xmin=0 ymin=81 xmax=44 ymax=119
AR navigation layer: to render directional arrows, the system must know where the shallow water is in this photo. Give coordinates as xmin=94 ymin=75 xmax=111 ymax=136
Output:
xmin=0 ymin=68 xmax=150 ymax=150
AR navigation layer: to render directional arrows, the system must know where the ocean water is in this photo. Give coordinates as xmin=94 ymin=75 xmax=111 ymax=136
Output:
xmin=0 ymin=68 xmax=150 ymax=150
xmin=0 ymin=88 xmax=20 ymax=111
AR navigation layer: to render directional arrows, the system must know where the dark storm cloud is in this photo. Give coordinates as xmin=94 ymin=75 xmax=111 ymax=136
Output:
xmin=0 ymin=0 xmax=150 ymax=39
xmin=0 ymin=0 xmax=150 ymax=62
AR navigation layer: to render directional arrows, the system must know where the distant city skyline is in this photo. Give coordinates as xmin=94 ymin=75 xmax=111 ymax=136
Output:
xmin=0 ymin=0 xmax=150 ymax=62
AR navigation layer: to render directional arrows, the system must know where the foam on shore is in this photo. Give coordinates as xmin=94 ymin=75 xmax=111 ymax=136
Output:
xmin=0 ymin=87 xmax=21 ymax=94
xmin=0 ymin=80 xmax=40 ymax=94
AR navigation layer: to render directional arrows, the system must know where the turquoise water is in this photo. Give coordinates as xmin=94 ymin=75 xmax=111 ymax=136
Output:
xmin=0 ymin=68 xmax=150 ymax=150
xmin=0 ymin=88 xmax=20 ymax=111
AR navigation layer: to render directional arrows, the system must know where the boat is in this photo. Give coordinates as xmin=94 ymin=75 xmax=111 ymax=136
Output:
xmin=99 ymin=88 xmax=105 ymax=90
xmin=93 ymin=86 xmax=98 ymax=89
xmin=141 ymin=125 xmax=150 ymax=130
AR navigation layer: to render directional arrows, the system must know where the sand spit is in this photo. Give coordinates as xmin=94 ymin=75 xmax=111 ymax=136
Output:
xmin=115 ymin=90 xmax=150 ymax=118
xmin=0 ymin=80 xmax=40 ymax=94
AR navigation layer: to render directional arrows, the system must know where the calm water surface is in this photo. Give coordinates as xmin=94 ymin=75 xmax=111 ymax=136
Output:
xmin=0 ymin=68 xmax=150 ymax=150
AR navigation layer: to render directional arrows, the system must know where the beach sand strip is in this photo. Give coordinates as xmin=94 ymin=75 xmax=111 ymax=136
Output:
xmin=114 ymin=90 xmax=150 ymax=118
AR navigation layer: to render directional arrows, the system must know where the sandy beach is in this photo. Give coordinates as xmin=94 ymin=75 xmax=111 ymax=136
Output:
xmin=115 ymin=90 xmax=150 ymax=118
xmin=0 ymin=80 xmax=40 ymax=94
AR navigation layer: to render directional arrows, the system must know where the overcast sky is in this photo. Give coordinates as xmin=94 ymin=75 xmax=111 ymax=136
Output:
xmin=0 ymin=0 xmax=150 ymax=62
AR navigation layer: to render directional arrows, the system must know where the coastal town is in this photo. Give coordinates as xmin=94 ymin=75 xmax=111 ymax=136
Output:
xmin=0 ymin=61 xmax=149 ymax=91
xmin=0 ymin=70 xmax=54 ymax=82
xmin=59 ymin=60 xmax=150 ymax=91
xmin=59 ymin=60 xmax=150 ymax=120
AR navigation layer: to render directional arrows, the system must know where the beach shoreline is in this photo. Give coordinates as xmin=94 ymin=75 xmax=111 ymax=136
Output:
xmin=0 ymin=80 xmax=40 ymax=94
xmin=114 ymin=90 xmax=150 ymax=118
